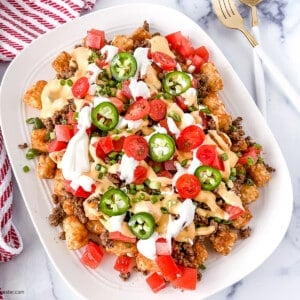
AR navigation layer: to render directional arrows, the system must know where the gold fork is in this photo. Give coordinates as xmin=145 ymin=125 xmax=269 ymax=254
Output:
xmin=240 ymin=0 xmax=263 ymax=26
xmin=212 ymin=0 xmax=300 ymax=113
xmin=212 ymin=0 xmax=258 ymax=47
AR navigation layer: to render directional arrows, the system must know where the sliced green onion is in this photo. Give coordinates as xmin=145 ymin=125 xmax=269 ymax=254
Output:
xmin=26 ymin=148 xmax=40 ymax=159
xmin=167 ymin=111 xmax=181 ymax=122
xmin=221 ymin=153 xmax=229 ymax=161
xmin=23 ymin=165 xmax=30 ymax=173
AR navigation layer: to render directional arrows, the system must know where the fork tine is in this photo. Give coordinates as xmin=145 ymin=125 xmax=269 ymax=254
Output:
xmin=212 ymin=0 xmax=259 ymax=47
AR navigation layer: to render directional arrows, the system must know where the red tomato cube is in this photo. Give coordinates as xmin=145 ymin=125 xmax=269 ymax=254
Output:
xmin=155 ymin=255 xmax=181 ymax=281
xmin=80 ymin=242 xmax=104 ymax=269
xmin=113 ymin=255 xmax=132 ymax=273
xmin=171 ymin=265 xmax=198 ymax=290
xmin=86 ymin=29 xmax=105 ymax=49
xmin=146 ymin=272 xmax=167 ymax=293
xmin=55 ymin=124 xmax=74 ymax=142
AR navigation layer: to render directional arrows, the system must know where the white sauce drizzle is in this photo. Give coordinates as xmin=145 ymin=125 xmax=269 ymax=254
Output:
xmin=87 ymin=63 xmax=102 ymax=84
xmin=166 ymin=199 xmax=196 ymax=244
xmin=108 ymin=214 xmax=126 ymax=232
xmin=137 ymin=232 xmax=158 ymax=260
xmin=129 ymin=78 xmax=151 ymax=100
xmin=133 ymin=47 xmax=152 ymax=78
xmin=167 ymin=117 xmax=180 ymax=138
xmin=61 ymin=106 xmax=94 ymax=191
xmin=118 ymin=153 xmax=139 ymax=184
xmin=100 ymin=45 xmax=119 ymax=63
xmin=117 ymin=116 xmax=143 ymax=130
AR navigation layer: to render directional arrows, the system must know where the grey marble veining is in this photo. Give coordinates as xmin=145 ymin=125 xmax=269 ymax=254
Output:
xmin=1 ymin=0 xmax=300 ymax=299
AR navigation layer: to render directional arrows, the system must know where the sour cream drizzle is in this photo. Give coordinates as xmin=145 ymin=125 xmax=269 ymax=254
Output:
xmin=61 ymin=106 xmax=94 ymax=190
xmin=166 ymin=199 xmax=196 ymax=248
xmin=137 ymin=232 xmax=158 ymax=260
xmin=118 ymin=153 xmax=139 ymax=184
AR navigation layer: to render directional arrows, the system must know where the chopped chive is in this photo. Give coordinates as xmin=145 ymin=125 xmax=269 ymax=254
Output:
xmin=167 ymin=111 xmax=181 ymax=122
xmin=23 ymin=165 xmax=30 ymax=173
xmin=221 ymin=153 xmax=229 ymax=161
xmin=26 ymin=148 xmax=40 ymax=159
xmin=160 ymin=207 xmax=169 ymax=214
xmin=180 ymin=159 xmax=189 ymax=167
xmin=247 ymin=157 xmax=255 ymax=166
xmin=66 ymin=79 xmax=73 ymax=86
xmin=60 ymin=79 xmax=66 ymax=86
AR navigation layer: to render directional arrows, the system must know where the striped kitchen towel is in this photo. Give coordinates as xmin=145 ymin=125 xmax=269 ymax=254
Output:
xmin=0 ymin=130 xmax=23 ymax=262
xmin=0 ymin=0 xmax=97 ymax=61
xmin=0 ymin=0 xmax=97 ymax=262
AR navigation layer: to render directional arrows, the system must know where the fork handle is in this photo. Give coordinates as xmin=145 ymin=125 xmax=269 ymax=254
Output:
xmin=252 ymin=26 xmax=267 ymax=116
xmin=254 ymin=45 xmax=300 ymax=113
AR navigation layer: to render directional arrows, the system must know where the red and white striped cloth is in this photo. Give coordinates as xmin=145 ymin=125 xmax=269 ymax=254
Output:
xmin=0 ymin=130 xmax=23 ymax=262
xmin=0 ymin=0 xmax=97 ymax=262
xmin=0 ymin=0 xmax=97 ymax=61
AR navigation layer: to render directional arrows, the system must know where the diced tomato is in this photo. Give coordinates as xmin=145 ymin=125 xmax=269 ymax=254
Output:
xmin=133 ymin=166 xmax=148 ymax=184
xmin=109 ymin=97 xmax=124 ymax=113
xmin=93 ymin=136 xmax=114 ymax=159
xmin=238 ymin=148 xmax=258 ymax=166
xmin=194 ymin=46 xmax=209 ymax=62
xmin=152 ymin=51 xmax=177 ymax=71
xmin=55 ymin=124 xmax=74 ymax=142
xmin=64 ymin=180 xmax=96 ymax=198
xmin=155 ymin=238 xmax=170 ymax=255
xmin=165 ymin=31 xmax=194 ymax=58
xmin=224 ymin=205 xmax=245 ymax=220
xmin=149 ymin=99 xmax=167 ymax=121
xmin=146 ymin=272 xmax=167 ymax=293
xmin=176 ymin=125 xmax=205 ymax=152
xmin=121 ymin=80 xmax=133 ymax=99
xmin=156 ymin=170 xmax=173 ymax=179
xmin=108 ymin=231 xmax=137 ymax=243
xmin=125 ymin=98 xmax=150 ymax=121
xmin=94 ymin=140 xmax=105 ymax=160
xmin=175 ymin=174 xmax=201 ymax=199
xmin=115 ymin=89 xmax=128 ymax=102
xmin=67 ymin=111 xmax=78 ymax=125
xmin=171 ymin=266 xmax=197 ymax=290
xmin=113 ymin=255 xmax=132 ymax=273
xmin=156 ymin=255 xmax=182 ymax=282
xmin=112 ymin=136 xmax=125 ymax=152
xmin=72 ymin=77 xmax=90 ymax=99
xmin=47 ymin=140 xmax=67 ymax=152
xmin=190 ymin=54 xmax=205 ymax=73
xmin=175 ymin=96 xmax=188 ymax=112
xmin=99 ymin=136 xmax=114 ymax=154
xmin=123 ymin=135 xmax=149 ymax=161
xmin=165 ymin=31 xmax=184 ymax=52
xmin=196 ymin=144 xmax=217 ymax=165
xmin=85 ymin=29 xmax=105 ymax=49
xmin=211 ymin=154 xmax=225 ymax=171
xmin=80 ymin=241 xmax=104 ymax=269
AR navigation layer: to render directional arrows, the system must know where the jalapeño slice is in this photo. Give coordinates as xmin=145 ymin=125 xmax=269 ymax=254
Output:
xmin=194 ymin=165 xmax=222 ymax=191
xmin=99 ymin=188 xmax=130 ymax=216
xmin=149 ymin=133 xmax=175 ymax=162
xmin=128 ymin=212 xmax=155 ymax=240
xmin=110 ymin=52 xmax=137 ymax=81
xmin=162 ymin=71 xmax=191 ymax=96
xmin=91 ymin=102 xmax=119 ymax=131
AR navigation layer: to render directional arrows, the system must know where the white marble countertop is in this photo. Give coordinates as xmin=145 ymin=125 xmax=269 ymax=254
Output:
xmin=1 ymin=0 xmax=299 ymax=299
